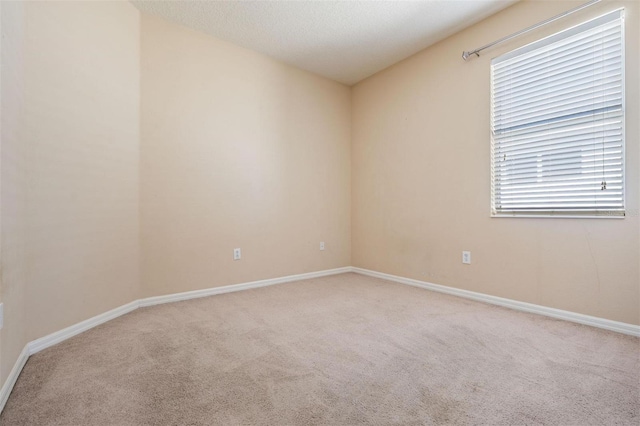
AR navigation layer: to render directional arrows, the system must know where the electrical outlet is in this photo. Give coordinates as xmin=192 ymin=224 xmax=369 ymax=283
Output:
xmin=233 ymin=248 xmax=241 ymax=260
xmin=320 ymin=242 xmax=325 ymax=251
xmin=462 ymin=251 xmax=471 ymax=264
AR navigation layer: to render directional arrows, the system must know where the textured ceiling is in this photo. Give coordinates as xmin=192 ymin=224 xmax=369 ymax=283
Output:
xmin=131 ymin=0 xmax=518 ymax=85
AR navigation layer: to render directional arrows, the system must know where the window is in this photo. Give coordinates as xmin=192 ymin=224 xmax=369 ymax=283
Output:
xmin=491 ymin=10 xmax=625 ymax=217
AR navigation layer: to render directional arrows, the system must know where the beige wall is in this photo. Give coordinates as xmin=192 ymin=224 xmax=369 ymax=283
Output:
xmin=352 ymin=0 xmax=640 ymax=325
xmin=1 ymin=0 xmax=28 ymax=387
xmin=140 ymin=15 xmax=351 ymax=297
xmin=23 ymin=1 xmax=141 ymax=341
xmin=1 ymin=0 xmax=141 ymax=384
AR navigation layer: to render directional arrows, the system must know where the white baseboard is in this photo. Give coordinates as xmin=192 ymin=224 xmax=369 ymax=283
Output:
xmin=0 ymin=345 xmax=29 ymax=414
xmin=28 ymin=301 xmax=140 ymax=356
xmin=0 ymin=266 xmax=351 ymax=414
xmin=351 ymin=267 xmax=640 ymax=337
xmin=139 ymin=267 xmax=352 ymax=308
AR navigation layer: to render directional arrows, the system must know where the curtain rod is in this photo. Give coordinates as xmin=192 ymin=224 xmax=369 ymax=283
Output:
xmin=462 ymin=0 xmax=601 ymax=61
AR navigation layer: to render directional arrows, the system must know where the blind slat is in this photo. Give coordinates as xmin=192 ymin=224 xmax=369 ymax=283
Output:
xmin=493 ymin=78 xmax=621 ymax=113
xmin=493 ymin=47 xmax=621 ymax=92
xmin=493 ymin=61 xmax=621 ymax=101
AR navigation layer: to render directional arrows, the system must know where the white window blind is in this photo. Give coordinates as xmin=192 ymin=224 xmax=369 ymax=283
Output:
xmin=491 ymin=9 xmax=625 ymax=217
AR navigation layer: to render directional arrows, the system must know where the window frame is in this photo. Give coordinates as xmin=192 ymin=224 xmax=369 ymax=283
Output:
xmin=490 ymin=9 xmax=626 ymax=219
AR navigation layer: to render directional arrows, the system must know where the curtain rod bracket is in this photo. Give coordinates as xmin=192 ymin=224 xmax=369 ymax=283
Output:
xmin=462 ymin=51 xmax=480 ymax=61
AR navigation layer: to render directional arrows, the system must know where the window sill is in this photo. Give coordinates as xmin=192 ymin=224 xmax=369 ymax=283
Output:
xmin=491 ymin=213 xmax=625 ymax=219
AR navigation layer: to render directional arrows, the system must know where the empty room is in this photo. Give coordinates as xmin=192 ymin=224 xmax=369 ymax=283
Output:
xmin=0 ymin=0 xmax=638 ymax=424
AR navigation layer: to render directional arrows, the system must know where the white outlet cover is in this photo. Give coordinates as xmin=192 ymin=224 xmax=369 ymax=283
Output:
xmin=234 ymin=248 xmax=241 ymax=260
xmin=320 ymin=242 xmax=325 ymax=250
xmin=462 ymin=251 xmax=471 ymax=264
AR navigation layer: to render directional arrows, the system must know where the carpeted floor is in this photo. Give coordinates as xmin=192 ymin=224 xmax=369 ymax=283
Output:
xmin=1 ymin=273 xmax=638 ymax=425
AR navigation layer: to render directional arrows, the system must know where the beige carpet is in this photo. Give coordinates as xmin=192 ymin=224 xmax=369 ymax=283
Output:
xmin=1 ymin=273 xmax=638 ymax=425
